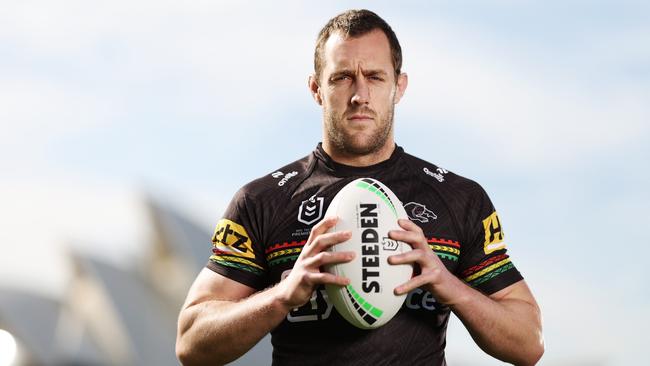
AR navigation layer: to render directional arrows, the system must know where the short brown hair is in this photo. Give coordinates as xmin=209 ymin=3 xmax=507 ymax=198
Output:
xmin=314 ymin=9 xmax=403 ymax=83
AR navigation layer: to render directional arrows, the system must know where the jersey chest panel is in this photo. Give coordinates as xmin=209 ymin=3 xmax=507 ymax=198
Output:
xmin=263 ymin=178 xmax=461 ymax=324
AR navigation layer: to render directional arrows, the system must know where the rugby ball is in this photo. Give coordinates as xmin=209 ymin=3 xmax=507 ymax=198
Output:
xmin=324 ymin=178 xmax=412 ymax=329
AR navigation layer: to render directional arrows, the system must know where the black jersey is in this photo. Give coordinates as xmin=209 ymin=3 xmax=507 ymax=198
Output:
xmin=207 ymin=144 xmax=523 ymax=366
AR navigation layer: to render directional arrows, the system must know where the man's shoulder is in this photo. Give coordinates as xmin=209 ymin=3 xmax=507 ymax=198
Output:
xmin=236 ymin=152 xmax=316 ymax=199
xmin=401 ymin=150 xmax=483 ymax=196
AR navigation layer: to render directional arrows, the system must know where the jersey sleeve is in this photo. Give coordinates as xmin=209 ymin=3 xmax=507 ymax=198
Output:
xmin=206 ymin=187 xmax=269 ymax=290
xmin=457 ymin=184 xmax=523 ymax=295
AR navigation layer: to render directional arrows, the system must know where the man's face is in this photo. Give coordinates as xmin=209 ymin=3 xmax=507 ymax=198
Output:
xmin=311 ymin=29 xmax=407 ymax=158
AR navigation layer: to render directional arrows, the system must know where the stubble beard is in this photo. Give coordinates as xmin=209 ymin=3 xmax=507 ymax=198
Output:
xmin=324 ymin=104 xmax=395 ymax=157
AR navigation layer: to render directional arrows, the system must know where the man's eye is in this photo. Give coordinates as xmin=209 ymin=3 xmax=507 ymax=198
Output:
xmin=369 ymin=75 xmax=384 ymax=81
xmin=333 ymin=75 xmax=351 ymax=82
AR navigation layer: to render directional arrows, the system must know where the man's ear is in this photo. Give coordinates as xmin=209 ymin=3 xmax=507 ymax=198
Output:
xmin=393 ymin=72 xmax=408 ymax=104
xmin=308 ymin=74 xmax=323 ymax=105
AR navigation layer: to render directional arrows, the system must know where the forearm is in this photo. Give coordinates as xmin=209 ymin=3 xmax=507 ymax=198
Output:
xmin=388 ymin=220 xmax=543 ymax=364
xmin=176 ymin=285 xmax=290 ymax=365
xmin=175 ymin=218 xmax=353 ymax=365
xmin=448 ymin=280 xmax=544 ymax=365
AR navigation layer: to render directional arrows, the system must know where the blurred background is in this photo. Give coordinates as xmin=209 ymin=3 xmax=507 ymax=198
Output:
xmin=1 ymin=0 xmax=648 ymax=365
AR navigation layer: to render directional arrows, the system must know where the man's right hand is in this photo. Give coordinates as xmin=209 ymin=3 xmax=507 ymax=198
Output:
xmin=176 ymin=216 xmax=355 ymax=365
xmin=275 ymin=216 xmax=355 ymax=310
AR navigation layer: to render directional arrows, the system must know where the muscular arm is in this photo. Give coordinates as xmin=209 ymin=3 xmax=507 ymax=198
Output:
xmin=449 ymin=280 xmax=543 ymax=366
xmin=176 ymin=217 xmax=354 ymax=365
xmin=175 ymin=269 xmax=287 ymax=365
xmin=389 ymin=219 xmax=544 ymax=366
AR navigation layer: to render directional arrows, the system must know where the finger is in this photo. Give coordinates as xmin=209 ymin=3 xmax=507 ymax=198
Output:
xmin=394 ymin=274 xmax=433 ymax=296
xmin=387 ymin=249 xmax=427 ymax=265
xmin=397 ymin=218 xmax=423 ymax=234
xmin=304 ymin=230 xmax=351 ymax=256
xmin=307 ymin=272 xmax=350 ymax=287
xmin=309 ymin=216 xmax=338 ymax=238
xmin=301 ymin=217 xmax=340 ymax=256
xmin=388 ymin=229 xmax=428 ymax=251
xmin=304 ymin=250 xmax=355 ymax=268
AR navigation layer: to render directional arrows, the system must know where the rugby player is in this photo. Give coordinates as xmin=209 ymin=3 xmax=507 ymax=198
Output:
xmin=176 ymin=9 xmax=544 ymax=366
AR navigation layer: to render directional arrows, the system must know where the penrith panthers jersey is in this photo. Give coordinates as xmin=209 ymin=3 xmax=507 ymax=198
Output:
xmin=207 ymin=143 xmax=523 ymax=366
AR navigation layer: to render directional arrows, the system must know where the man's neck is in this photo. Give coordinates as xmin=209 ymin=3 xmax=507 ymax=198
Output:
xmin=321 ymin=140 xmax=396 ymax=167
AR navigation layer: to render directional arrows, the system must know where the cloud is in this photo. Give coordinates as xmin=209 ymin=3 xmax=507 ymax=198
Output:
xmin=0 ymin=77 xmax=126 ymax=178
xmin=0 ymin=0 xmax=325 ymax=180
xmin=2 ymin=1 xmax=647 ymax=170
xmin=397 ymin=18 xmax=649 ymax=167
xmin=0 ymin=77 xmax=118 ymax=132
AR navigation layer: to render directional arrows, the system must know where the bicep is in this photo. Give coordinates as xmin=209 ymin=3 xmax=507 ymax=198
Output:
xmin=182 ymin=268 xmax=258 ymax=309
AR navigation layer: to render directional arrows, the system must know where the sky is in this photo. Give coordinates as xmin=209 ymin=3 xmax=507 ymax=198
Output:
xmin=1 ymin=0 xmax=649 ymax=365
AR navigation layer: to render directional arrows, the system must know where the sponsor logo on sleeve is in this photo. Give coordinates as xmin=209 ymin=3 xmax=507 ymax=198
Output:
xmin=278 ymin=171 xmax=298 ymax=186
xmin=404 ymin=202 xmax=437 ymax=223
xmin=212 ymin=219 xmax=255 ymax=259
xmin=422 ymin=167 xmax=448 ymax=182
xmin=271 ymin=170 xmax=299 ymax=186
xmin=297 ymin=196 xmax=324 ymax=225
xmin=482 ymin=211 xmax=506 ymax=254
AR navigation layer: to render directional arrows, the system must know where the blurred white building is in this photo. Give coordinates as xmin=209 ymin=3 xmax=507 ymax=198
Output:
xmin=0 ymin=197 xmax=271 ymax=365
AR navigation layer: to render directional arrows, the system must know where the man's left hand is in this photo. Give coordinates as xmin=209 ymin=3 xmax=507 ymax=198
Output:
xmin=387 ymin=218 xmax=461 ymax=305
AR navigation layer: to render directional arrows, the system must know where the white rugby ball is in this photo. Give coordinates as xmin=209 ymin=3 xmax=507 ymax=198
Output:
xmin=324 ymin=178 xmax=413 ymax=329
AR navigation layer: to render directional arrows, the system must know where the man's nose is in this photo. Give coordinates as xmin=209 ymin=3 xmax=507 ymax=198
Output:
xmin=351 ymin=77 xmax=370 ymax=105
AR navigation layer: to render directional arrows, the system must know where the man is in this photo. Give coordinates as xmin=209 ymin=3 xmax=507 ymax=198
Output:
xmin=176 ymin=9 xmax=544 ymax=366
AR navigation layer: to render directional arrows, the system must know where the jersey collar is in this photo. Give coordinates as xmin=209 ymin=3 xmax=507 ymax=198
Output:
xmin=314 ymin=142 xmax=404 ymax=177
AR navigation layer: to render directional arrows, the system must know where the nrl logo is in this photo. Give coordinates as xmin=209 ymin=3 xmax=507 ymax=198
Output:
xmin=404 ymin=202 xmax=437 ymax=223
xmin=382 ymin=237 xmax=399 ymax=251
xmin=298 ymin=196 xmax=324 ymax=225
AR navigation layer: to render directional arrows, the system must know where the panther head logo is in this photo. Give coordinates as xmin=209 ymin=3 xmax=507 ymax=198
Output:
xmin=404 ymin=202 xmax=437 ymax=223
